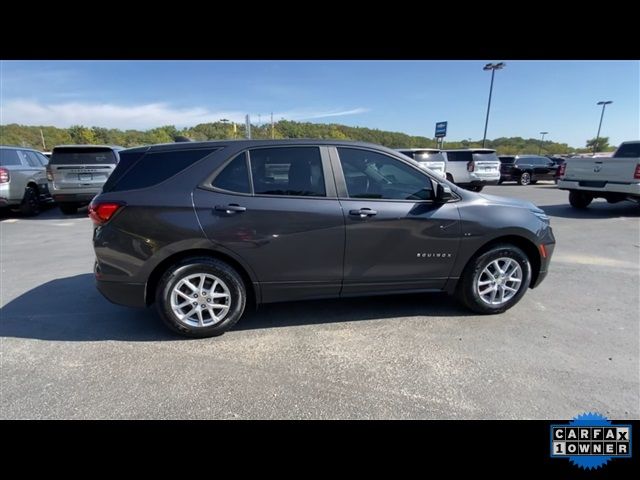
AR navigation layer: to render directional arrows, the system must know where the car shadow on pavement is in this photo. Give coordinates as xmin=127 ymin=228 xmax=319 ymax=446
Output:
xmin=0 ymin=274 xmax=472 ymax=341
xmin=541 ymin=202 xmax=640 ymax=219
xmin=235 ymin=293 xmax=472 ymax=331
xmin=0 ymin=205 xmax=87 ymax=221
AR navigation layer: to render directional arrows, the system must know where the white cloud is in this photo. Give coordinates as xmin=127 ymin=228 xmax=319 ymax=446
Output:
xmin=0 ymin=99 xmax=368 ymax=129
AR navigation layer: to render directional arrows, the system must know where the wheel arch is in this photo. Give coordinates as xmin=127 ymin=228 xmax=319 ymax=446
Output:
xmin=448 ymin=234 xmax=541 ymax=293
xmin=145 ymin=248 xmax=259 ymax=307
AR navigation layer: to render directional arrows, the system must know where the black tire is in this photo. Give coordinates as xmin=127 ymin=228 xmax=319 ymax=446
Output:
xmin=498 ymin=179 xmax=503 ymax=185
xmin=456 ymin=243 xmax=532 ymax=315
xmin=568 ymin=191 xmax=592 ymax=209
xmin=518 ymin=172 xmax=532 ymax=186
xmin=155 ymin=257 xmax=246 ymax=338
xmin=468 ymin=185 xmax=483 ymax=192
xmin=530 ymin=180 xmax=538 ymax=185
xmin=20 ymin=185 xmax=40 ymax=216
xmin=446 ymin=173 xmax=454 ymax=183
xmin=59 ymin=203 xmax=79 ymax=215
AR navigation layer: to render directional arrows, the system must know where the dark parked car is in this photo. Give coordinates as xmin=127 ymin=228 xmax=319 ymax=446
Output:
xmin=499 ymin=155 xmax=558 ymax=185
xmin=91 ymin=140 xmax=555 ymax=337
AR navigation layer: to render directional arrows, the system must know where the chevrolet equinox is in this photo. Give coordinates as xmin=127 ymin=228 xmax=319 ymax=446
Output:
xmin=91 ymin=140 xmax=555 ymax=337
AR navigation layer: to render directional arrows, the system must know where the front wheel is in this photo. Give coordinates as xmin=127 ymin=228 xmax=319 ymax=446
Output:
xmin=568 ymin=190 xmax=592 ymax=209
xmin=156 ymin=257 xmax=246 ymax=338
xmin=456 ymin=244 xmax=532 ymax=314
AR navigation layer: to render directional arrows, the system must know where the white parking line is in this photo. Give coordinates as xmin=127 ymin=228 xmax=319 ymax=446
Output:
xmin=553 ymin=253 xmax=640 ymax=269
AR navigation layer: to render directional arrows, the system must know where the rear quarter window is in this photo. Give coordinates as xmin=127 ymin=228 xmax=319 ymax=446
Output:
xmin=0 ymin=149 xmax=22 ymax=166
xmin=104 ymin=148 xmax=218 ymax=192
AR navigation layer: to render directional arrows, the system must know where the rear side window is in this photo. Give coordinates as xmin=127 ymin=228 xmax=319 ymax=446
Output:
xmin=212 ymin=153 xmax=251 ymax=194
xmin=50 ymin=147 xmax=117 ymax=165
xmin=0 ymin=149 xmax=22 ymax=166
xmin=614 ymin=143 xmax=640 ymax=158
xmin=446 ymin=152 xmax=473 ymax=162
xmin=249 ymin=147 xmax=326 ymax=197
xmin=101 ymin=150 xmax=148 ymax=192
xmin=104 ymin=148 xmax=218 ymax=193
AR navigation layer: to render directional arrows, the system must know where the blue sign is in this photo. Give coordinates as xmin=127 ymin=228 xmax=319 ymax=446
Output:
xmin=435 ymin=121 xmax=447 ymax=138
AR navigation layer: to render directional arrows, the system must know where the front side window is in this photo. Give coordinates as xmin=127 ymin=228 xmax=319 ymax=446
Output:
xmin=249 ymin=147 xmax=326 ymax=197
xmin=212 ymin=152 xmax=251 ymax=194
xmin=337 ymin=148 xmax=433 ymax=200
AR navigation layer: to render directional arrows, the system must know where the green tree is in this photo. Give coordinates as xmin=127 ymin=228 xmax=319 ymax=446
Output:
xmin=68 ymin=125 xmax=97 ymax=144
xmin=586 ymin=137 xmax=611 ymax=152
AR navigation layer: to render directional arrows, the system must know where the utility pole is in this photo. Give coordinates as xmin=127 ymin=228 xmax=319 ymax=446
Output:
xmin=538 ymin=131 xmax=548 ymax=155
xmin=481 ymin=62 xmax=506 ymax=148
xmin=245 ymin=114 xmax=251 ymax=139
xmin=40 ymin=129 xmax=46 ymax=150
xmin=594 ymin=101 xmax=612 ymax=153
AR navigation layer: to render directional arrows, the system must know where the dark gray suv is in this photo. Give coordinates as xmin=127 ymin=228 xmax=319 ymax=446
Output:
xmin=91 ymin=140 xmax=555 ymax=337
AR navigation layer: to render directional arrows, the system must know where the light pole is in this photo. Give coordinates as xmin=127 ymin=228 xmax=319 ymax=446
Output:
xmin=538 ymin=131 xmax=548 ymax=155
xmin=482 ymin=62 xmax=506 ymax=148
xmin=594 ymin=101 xmax=612 ymax=153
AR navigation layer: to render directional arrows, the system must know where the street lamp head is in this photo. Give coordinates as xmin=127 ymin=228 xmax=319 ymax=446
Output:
xmin=597 ymin=101 xmax=613 ymax=106
xmin=484 ymin=62 xmax=506 ymax=71
xmin=540 ymin=131 xmax=549 ymax=135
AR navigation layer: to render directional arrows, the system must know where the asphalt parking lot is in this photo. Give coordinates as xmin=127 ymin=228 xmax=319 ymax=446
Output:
xmin=1 ymin=183 xmax=638 ymax=419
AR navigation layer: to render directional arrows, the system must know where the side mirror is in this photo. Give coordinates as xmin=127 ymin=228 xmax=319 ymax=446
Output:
xmin=435 ymin=183 xmax=453 ymax=203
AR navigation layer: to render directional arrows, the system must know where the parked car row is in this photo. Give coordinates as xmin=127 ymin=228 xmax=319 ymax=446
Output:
xmin=397 ymin=148 xmax=502 ymax=192
xmin=0 ymin=144 xmax=123 ymax=216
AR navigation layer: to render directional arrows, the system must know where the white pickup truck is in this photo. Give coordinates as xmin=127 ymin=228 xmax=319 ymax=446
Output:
xmin=557 ymin=140 xmax=640 ymax=208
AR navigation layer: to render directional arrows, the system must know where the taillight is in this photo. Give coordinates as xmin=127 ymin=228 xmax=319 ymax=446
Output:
xmin=557 ymin=163 xmax=566 ymax=177
xmin=634 ymin=164 xmax=640 ymax=179
xmin=89 ymin=202 xmax=124 ymax=225
xmin=467 ymin=161 xmax=474 ymax=172
xmin=46 ymin=167 xmax=54 ymax=181
xmin=0 ymin=168 xmax=9 ymax=183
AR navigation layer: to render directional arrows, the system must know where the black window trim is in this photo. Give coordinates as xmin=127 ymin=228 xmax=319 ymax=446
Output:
xmin=205 ymin=145 xmax=337 ymax=200
xmin=329 ymin=146 xmax=457 ymax=204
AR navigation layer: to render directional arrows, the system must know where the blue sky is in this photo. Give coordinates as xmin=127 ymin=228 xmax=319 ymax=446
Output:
xmin=1 ymin=60 xmax=638 ymax=148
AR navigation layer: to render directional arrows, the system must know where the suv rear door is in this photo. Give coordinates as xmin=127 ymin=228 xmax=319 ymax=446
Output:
xmin=194 ymin=145 xmax=345 ymax=303
xmin=49 ymin=147 xmax=118 ymax=190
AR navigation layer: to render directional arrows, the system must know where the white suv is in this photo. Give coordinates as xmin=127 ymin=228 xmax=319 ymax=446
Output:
xmin=443 ymin=148 xmax=501 ymax=192
xmin=396 ymin=148 xmax=447 ymax=178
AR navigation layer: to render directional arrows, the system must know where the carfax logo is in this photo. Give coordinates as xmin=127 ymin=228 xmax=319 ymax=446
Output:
xmin=551 ymin=412 xmax=632 ymax=470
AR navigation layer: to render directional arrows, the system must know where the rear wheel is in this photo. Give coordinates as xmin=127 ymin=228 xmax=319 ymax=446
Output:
xmin=518 ymin=172 xmax=531 ymax=185
xmin=156 ymin=257 xmax=246 ymax=338
xmin=456 ymin=244 xmax=531 ymax=314
xmin=568 ymin=191 xmax=592 ymax=209
xmin=59 ymin=203 xmax=79 ymax=215
xmin=20 ymin=186 xmax=40 ymax=216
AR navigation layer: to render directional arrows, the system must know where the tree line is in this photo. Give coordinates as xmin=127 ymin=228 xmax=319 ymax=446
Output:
xmin=0 ymin=121 xmax=611 ymax=155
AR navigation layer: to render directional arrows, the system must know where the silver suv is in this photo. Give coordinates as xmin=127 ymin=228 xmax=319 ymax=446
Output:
xmin=0 ymin=146 xmax=53 ymax=216
xmin=47 ymin=145 xmax=123 ymax=214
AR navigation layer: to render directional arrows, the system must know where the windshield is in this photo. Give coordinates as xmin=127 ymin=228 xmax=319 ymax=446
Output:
xmin=50 ymin=147 xmax=117 ymax=165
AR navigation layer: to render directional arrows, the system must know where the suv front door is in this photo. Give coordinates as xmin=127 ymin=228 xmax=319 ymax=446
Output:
xmin=194 ymin=146 xmax=345 ymax=303
xmin=330 ymin=146 xmax=461 ymax=296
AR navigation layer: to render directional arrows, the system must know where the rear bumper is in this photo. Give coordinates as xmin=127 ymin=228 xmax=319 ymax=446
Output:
xmin=557 ymin=180 xmax=640 ymax=196
xmin=96 ymin=278 xmax=147 ymax=308
xmin=459 ymin=179 xmax=499 ymax=187
xmin=52 ymin=192 xmax=97 ymax=204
